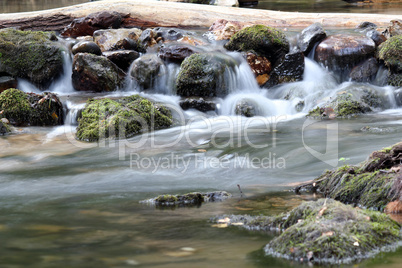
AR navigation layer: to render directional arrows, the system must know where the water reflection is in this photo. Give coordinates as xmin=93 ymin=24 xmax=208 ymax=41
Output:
xmin=0 ymin=0 xmax=88 ymax=13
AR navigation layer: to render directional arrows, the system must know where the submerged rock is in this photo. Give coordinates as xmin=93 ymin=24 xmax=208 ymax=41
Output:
xmin=72 ymin=53 xmax=126 ymax=92
xmin=235 ymin=99 xmax=259 ymax=117
xmin=176 ymin=53 xmax=237 ymax=97
xmin=314 ymin=34 xmax=376 ymax=77
xmin=297 ymin=23 xmax=327 ymax=56
xmin=215 ymin=199 xmax=401 ymax=264
xmin=142 ymin=191 xmax=232 ymax=207
xmin=0 ymin=28 xmax=63 ymax=89
xmin=179 ymin=97 xmax=217 ymax=112
xmin=296 ymin=142 xmax=402 ymax=211
xmin=130 ymin=54 xmax=166 ymax=89
xmin=224 ymin=25 xmax=289 ymax=65
xmin=61 ymin=11 xmax=122 ymax=38
xmin=76 ymin=95 xmax=173 ymax=141
xmin=0 ymin=88 xmax=63 ymax=126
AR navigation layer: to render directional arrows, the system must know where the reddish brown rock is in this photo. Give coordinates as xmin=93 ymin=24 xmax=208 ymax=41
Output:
xmin=61 ymin=11 xmax=123 ymax=38
xmin=246 ymin=53 xmax=272 ymax=76
xmin=158 ymin=45 xmax=198 ymax=63
xmin=209 ymin=19 xmax=252 ymax=40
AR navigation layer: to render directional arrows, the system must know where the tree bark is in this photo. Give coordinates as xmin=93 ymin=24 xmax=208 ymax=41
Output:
xmin=0 ymin=0 xmax=399 ymax=32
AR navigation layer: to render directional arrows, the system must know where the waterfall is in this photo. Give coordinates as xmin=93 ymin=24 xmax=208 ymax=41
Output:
xmin=51 ymin=50 xmax=75 ymax=94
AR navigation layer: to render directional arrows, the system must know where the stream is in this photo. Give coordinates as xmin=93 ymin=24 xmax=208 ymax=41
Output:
xmin=1 ymin=2 xmax=402 ymax=268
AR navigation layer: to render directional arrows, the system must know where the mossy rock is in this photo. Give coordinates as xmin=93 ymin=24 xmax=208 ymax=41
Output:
xmin=0 ymin=88 xmax=63 ymax=126
xmin=0 ymin=120 xmax=11 ymax=135
xmin=142 ymin=191 xmax=232 ymax=207
xmin=176 ymin=53 xmax=236 ymax=97
xmin=377 ymin=35 xmax=402 ymax=73
xmin=76 ymin=95 xmax=173 ymax=141
xmin=215 ymin=199 xmax=401 ymax=264
xmin=0 ymin=28 xmax=63 ymax=89
xmin=224 ymin=25 xmax=289 ymax=65
xmin=297 ymin=142 xmax=402 ymax=211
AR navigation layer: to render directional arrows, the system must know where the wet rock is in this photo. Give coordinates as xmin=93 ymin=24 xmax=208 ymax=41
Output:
xmin=158 ymin=45 xmax=198 ymax=63
xmin=0 ymin=88 xmax=63 ymax=126
xmin=142 ymin=191 xmax=232 ymax=207
xmin=76 ymin=95 xmax=173 ymax=141
xmin=72 ymin=53 xmax=126 ymax=92
xmin=61 ymin=11 xmax=122 ymax=38
xmin=179 ymin=97 xmax=216 ymax=112
xmin=208 ymin=19 xmax=251 ymax=41
xmin=130 ymin=54 xmax=166 ymax=89
xmin=103 ymin=50 xmax=140 ymax=72
xmin=383 ymin=19 xmax=402 ymax=38
xmin=71 ymin=41 xmax=102 ymax=55
xmin=356 ymin=21 xmax=377 ymax=32
xmin=0 ymin=76 xmax=18 ymax=93
xmin=154 ymin=27 xmax=186 ymax=41
xmin=272 ymin=51 xmax=304 ymax=83
xmin=366 ymin=30 xmax=386 ymax=47
xmin=235 ymin=99 xmax=258 ymax=117
xmin=388 ymin=73 xmax=402 ymax=87
xmin=297 ymin=23 xmax=327 ymax=56
xmin=314 ymin=34 xmax=376 ymax=75
xmin=176 ymin=53 xmax=237 ymax=97
xmin=360 ymin=126 xmax=397 ymax=134
xmin=245 ymin=52 xmax=272 ymax=86
xmin=139 ymin=28 xmax=163 ymax=48
xmin=349 ymin=58 xmax=379 ymax=82
xmin=225 ymin=24 xmax=289 ymax=65
xmin=112 ymin=37 xmax=146 ymax=53
xmin=0 ymin=28 xmax=63 ymax=89
xmin=93 ymin=28 xmax=142 ymax=52
xmin=378 ymin=35 xmax=402 ymax=73
xmin=0 ymin=120 xmax=11 ymax=135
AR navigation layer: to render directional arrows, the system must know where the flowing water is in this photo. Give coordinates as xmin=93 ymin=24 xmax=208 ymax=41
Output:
xmin=0 ymin=4 xmax=402 ymax=267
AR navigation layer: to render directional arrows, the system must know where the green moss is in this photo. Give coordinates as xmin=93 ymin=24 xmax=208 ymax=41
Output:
xmin=224 ymin=25 xmax=289 ymax=64
xmin=378 ymin=35 xmax=402 ymax=73
xmin=0 ymin=88 xmax=32 ymax=125
xmin=76 ymin=95 xmax=173 ymax=142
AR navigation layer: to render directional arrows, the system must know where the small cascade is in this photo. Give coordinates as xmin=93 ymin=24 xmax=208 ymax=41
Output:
xmin=51 ymin=50 xmax=75 ymax=94
xmin=64 ymin=101 xmax=86 ymax=126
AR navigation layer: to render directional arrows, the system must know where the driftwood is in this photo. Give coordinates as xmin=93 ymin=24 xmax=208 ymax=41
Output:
xmin=0 ymin=0 xmax=400 ymax=32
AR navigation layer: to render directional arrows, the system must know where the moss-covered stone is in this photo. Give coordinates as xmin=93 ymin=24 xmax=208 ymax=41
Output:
xmin=378 ymin=35 xmax=402 ymax=73
xmin=0 ymin=28 xmax=63 ymax=89
xmin=176 ymin=53 xmax=236 ymax=97
xmin=215 ymin=199 xmax=401 ymax=264
xmin=388 ymin=73 xmax=402 ymax=87
xmin=0 ymin=88 xmax=63 ymax=126
xmin=224 ymin=25 xmax=289 ymax=65
xmin=76 ymin=95 xmax=173 ymax=141
xmin=297 ymin=142 xmax=402 ymax=211
xmin=0 ymin=119 xmax=11 ymax=135
xmin=142 ymin=191 xmax=232 ymax=206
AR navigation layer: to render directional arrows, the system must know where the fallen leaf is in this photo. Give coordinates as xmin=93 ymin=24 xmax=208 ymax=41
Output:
xmin=317 ymin=206 xmax=327 ymax=218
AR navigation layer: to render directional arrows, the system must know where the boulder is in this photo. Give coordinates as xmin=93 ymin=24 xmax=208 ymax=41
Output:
xmin=366 ymin=30 xmax=386 ymax=47
xmin=356 ymin=21 xmax=377 ymax=32
xmin=265 ymin=51 xmax=305 ymax=87
xmin=0 ymin=76 xmax=18 ymax=93
xmin=315 ymin=34 xmax=376 ymax=75
xmin=61 ymin=11 xmax=122 ymax=38
xmin=130 ymin=54 xmax=166 ymax=89
xmin=349 ymin=58 xmax=379 ymax=82
xmin=158 ymin=45 xmax=198 ymax=63
xmin=179 ymin=97 xmax=217 ymax=112
xmin=76 ymin=95 xmax=173 ymax=141
xmin=208 ymin=19 xmax=252 ymax=41
xmin=224 ymin=25 xmax=289 ymax=65
xmin=0 ymin=28 xmax=63 ymax=89
xmin=377 ymin=35 xmax=402 ymax=73
xmin=176 ymin=53 xmax=237 ymax=97
xmin=0 ymin=88 xmax=63 ymax=126
xmin=72 ymin=53 xmax=126 ymax=92
xmin=103 ymin=50 xmax=140 ymax=72
xmin=297 ymin=23 xmax=327 ymax=55
xmin=71 ymin=41 xmax=102 ymax=55
xmin=93 ymin=28 xmax=142 ymax=52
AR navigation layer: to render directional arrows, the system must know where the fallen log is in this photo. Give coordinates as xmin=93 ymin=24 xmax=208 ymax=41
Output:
xmin=0 ymin=0 xmax=400 ymax=32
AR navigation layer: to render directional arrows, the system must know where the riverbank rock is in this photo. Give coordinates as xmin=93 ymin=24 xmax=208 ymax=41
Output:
xmin=296 ymin=142 xmax=402 ymax=211
xmin=176 ymin=53 xmax=237 ymax=97
xmin=158 ymin=45 xmax=198 ymax=63
xmin=0 ymin=28 xmax=63 ymax=89
xmin=214 ymin=198 xmax=401 ymax=264
xmin=72 ymin=41 xmax=102 ymax=55
xmin=0 ymin=88 xmax=63 ymax=126
xmin=314 ymin=34 xmax=376 ymax=78
xmin=377 ymin=35 xmax=402 ymax=87
xmin=297 ymin=23 xmax=327 ymax=56
xmin=72 ymin=53 xmax=126 ymax=92
xmin=61 ymin=11 xmax=122 ymax=38
xmin=103 ymin=50 xmax=140 ymax=72
xmin=141 ymin=191 xmax=231 ymax=207
xmin=76 ymin=95 xmax=173 ymax=141
xmin=0 ymin=76 xmax=18 ymax=93
xmin=179 ymin=97 xmax=217 ymax=112
xmin=224 ymin=25 xmax=289 ymax=66
xmin=93 ymin=28 xmax=142 ymax=52
xmin=130 ymin=54 xmax=166 ymax=89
